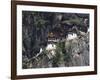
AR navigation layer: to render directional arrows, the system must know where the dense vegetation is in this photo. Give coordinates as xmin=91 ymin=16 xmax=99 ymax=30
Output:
xmin=22 ymin=11 xmax=89 ymax=69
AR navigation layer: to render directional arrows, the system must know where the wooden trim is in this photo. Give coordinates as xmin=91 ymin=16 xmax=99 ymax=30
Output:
xmin=11 ymin=1 xmax=17 ymax=80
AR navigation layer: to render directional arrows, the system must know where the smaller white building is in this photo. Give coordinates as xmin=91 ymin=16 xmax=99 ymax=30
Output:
xmin=67 ymin=33 xmax=77 ymax=40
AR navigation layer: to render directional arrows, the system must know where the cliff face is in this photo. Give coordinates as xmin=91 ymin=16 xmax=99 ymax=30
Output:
xmin=65 ymin=32 xmax=89 ymax=66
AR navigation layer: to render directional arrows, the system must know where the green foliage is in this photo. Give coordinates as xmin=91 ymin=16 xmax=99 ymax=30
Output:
xmin=32 ymin=12 xmax=47 ymax=29
xmin=62 ymin=17 xmax=84 ymax=26
xmin=34 ymin=19 xmax=47 ymax=28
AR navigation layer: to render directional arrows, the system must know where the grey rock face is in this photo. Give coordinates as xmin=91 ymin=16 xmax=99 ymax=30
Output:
xmin=65 ymin=32 xmax=89 ymax=66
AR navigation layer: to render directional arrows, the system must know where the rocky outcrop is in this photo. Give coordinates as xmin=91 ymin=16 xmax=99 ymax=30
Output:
xmin=65 ymin=32 xmax=89 ymax=66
